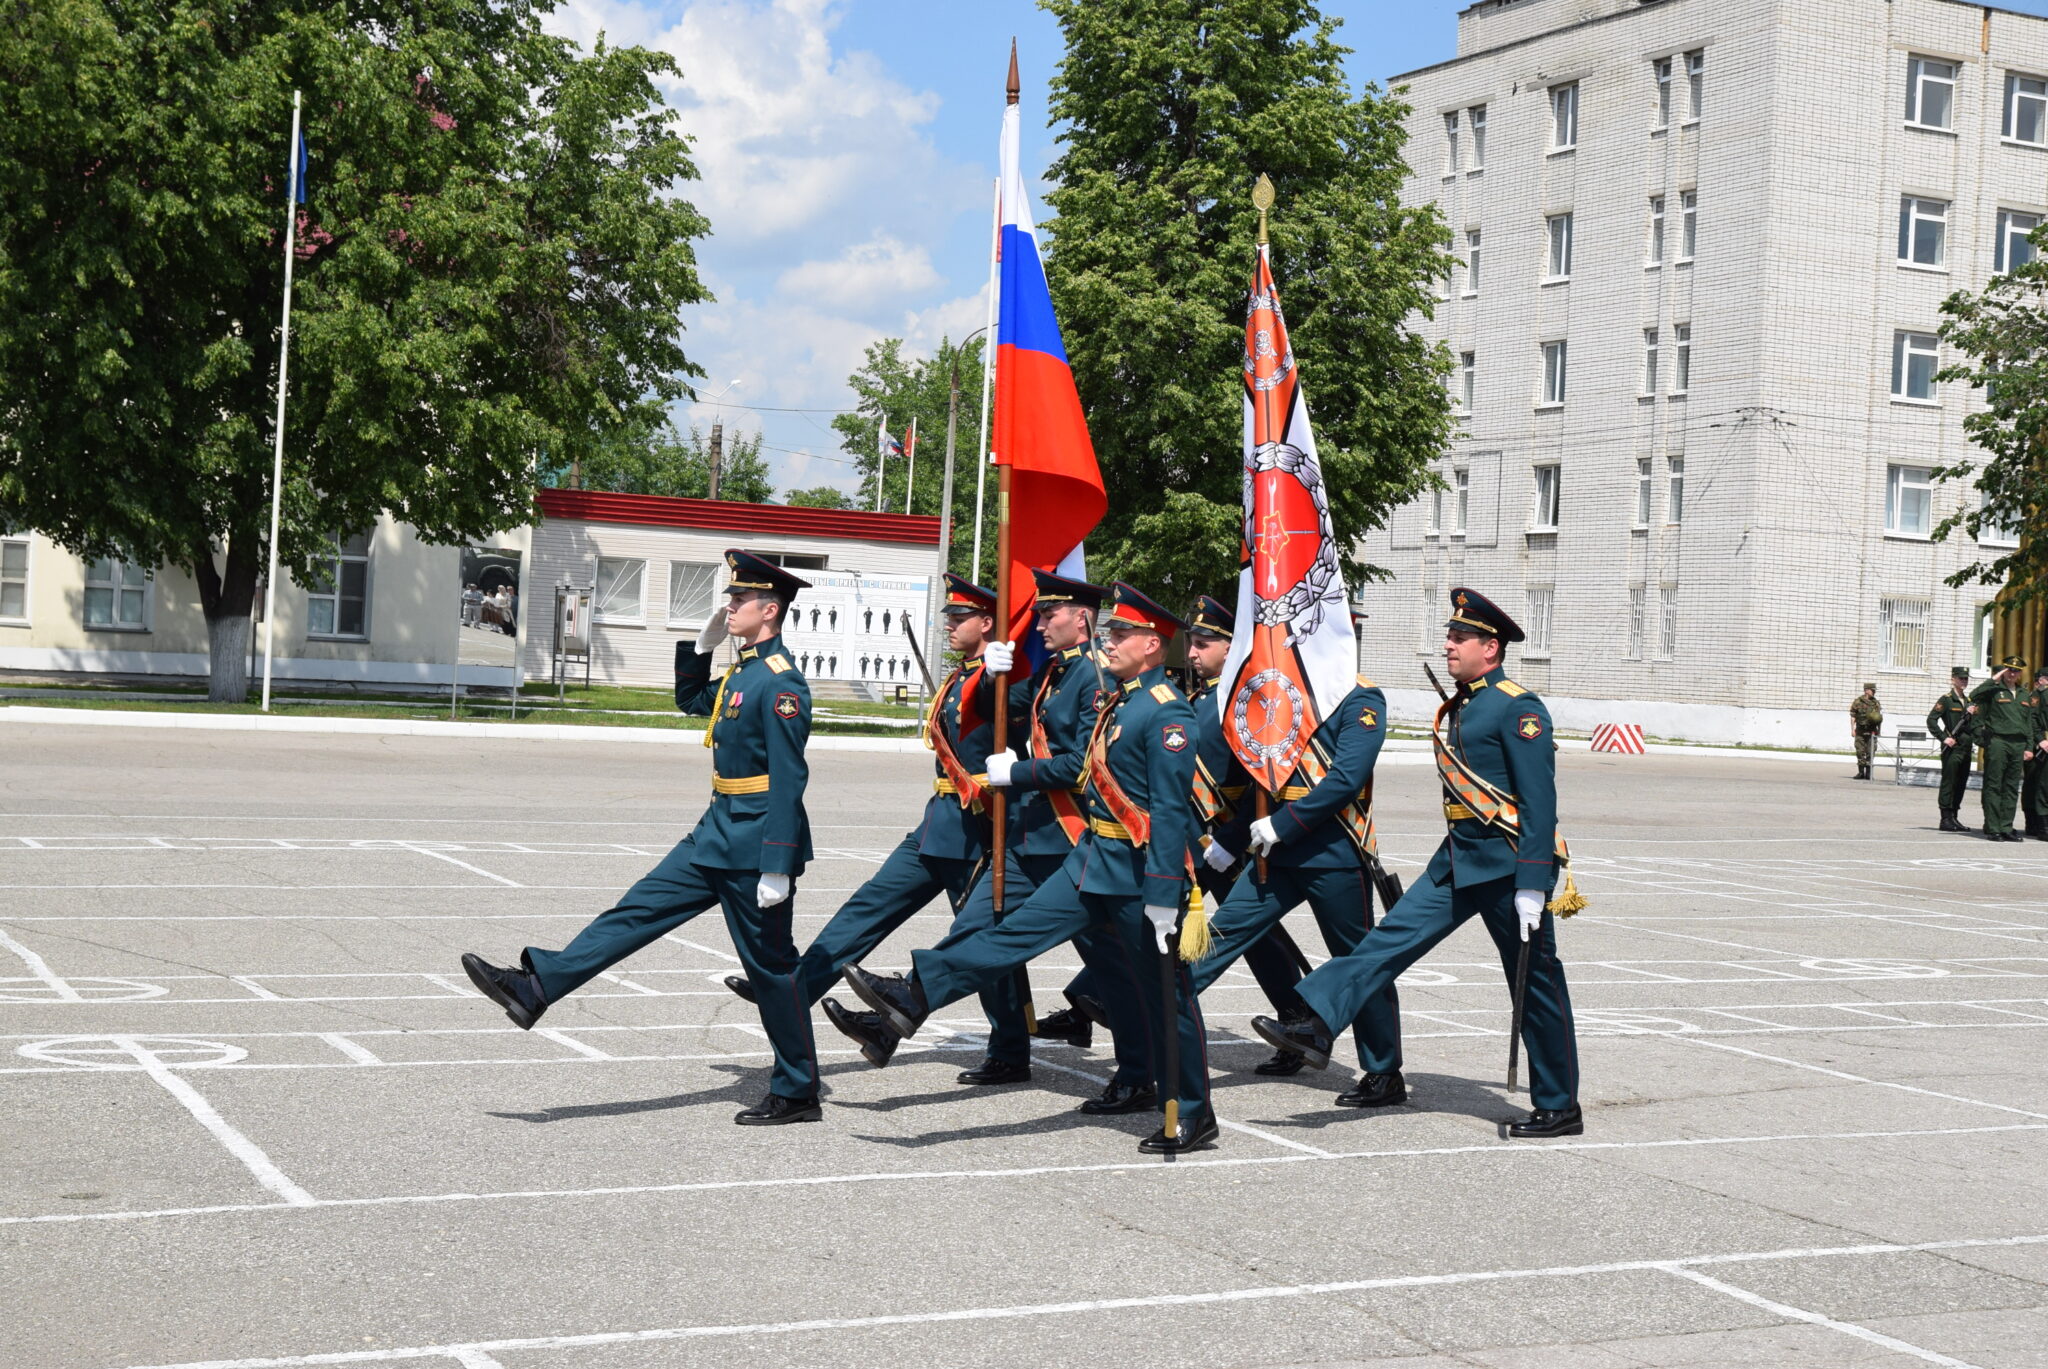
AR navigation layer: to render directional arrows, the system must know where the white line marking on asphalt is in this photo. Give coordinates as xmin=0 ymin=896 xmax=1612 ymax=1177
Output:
xmin=665 ymin=936 xmax=742 ymax=965
xmin=0 ymin=926 xmax=80 ymax=1001
xmin=1024 ymin=1053 xmax=1334 ymax=1158
xmin=13 ymin=1122 xmax=2040 ymax=1229
xmin=101 ymin=1232 xmax=2048 ymax=1368
xmin=1662 ymin=1265 xmax=1984 ymax=1368
xmin=114 ymin=1037 xmax=316 ymax=1208
xmin=229 ymin=977 xmax=285 ymax=1001
xmin=1668 ymin=1032 xmax=2048 ymax=1120
xmin=403 ymin=846 xmax=522 ymax=887
xmin=534 ymin=1029 xmax=613 ymax=1061
xmin=442 ymin=1352 xmax=506 ymax=1369
xmin=316 ymin=1035 xmax=383 ymax=1066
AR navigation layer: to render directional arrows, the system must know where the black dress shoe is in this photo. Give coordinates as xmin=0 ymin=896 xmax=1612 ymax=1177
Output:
xmin=461 ymin=953 xmax=546 ymax=1030
xmin=1507 ymin=1104 xmax=1584 ymax=1138
xmin=1138 ymin=1111 xmax=1220 ymax=1153
xmin=2000 ymin=831 xmax=2027 ymax=842
xmin=734 ymin=1093 xmax=822 ymax=1126
xmin=1070 ymin=992 xmax=1111 ymax=1031
xmin=842 ymin=965 xmax=928 ymax=1038
xmin=822 ymin=997 xmax=900 ymax=1068
xmin=1253 ymin=1047 xmax=1308 ymax=1076
xmin=1030 ymin=1007 xmax=1094 ymax=1048
xmin=1078 ymin=1080 xmax=1157 ymax=1115
xmin=1335 ymin=1070 xmax=1407 ymax=1108
xmin=957 ymin=1058 xmax=1032 ymax=1086
xmin=1249 ymin=1013 xmax=1333 ymax=1070
xmin=724 ymin=973 xmax=757 ymax=1004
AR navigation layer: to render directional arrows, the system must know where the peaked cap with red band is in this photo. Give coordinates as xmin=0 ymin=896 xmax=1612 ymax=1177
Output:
xmin=1445 ymin=585 xmax=1525 ymax=644
xmin=1105 ymin=581 xmax=1188 ymax=640
xmin=1030 ymin=568 xmax=1107 ymax=613
xmin=942 ymin=572 xmax=998 ymax=616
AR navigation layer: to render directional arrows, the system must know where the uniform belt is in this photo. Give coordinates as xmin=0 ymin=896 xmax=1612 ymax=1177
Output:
xmin=713 ymin=774 xmax=771 ymax=795
xmin=1443 ymin=801 xmax=1476 ymax=821
xmin=1278 ymin=784 xmax=1313 ymax=800
xmin=934 ymin=775 xmax=990 ymax=796
xmin=1088 ymin=816 xmax=1133 ymax=841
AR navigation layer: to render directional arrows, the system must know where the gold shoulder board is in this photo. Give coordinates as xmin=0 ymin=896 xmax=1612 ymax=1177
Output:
xmin=1355 ymin=674 xmax=1377 ymax=687
xmin=1496 ymin=679 xmax=1528 ymax=697
xmin=1149 ymin=682 xmax=1176 ymax=703
xmin=766 ymin=654 xmax=792 ymax=674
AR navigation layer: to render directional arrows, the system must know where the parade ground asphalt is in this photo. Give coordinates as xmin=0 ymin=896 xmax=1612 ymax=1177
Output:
xmin=4 ymin=721 xmax=2048 ymax=1369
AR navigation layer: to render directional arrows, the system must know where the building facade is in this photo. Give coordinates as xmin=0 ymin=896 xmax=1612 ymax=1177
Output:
xmin=1359 ymin=0 xmax=2042 ymax=745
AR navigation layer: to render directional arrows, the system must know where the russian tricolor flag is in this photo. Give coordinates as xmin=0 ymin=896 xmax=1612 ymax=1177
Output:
xmin=991 ymin=96 xmax=1105 ymax=654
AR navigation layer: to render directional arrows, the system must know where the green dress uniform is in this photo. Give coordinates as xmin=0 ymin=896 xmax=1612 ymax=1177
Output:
xmin=1926 ymin=674 xmax=1976 ymax=831
xmin=2024 ymin=677 xmax=2048 ymax=838
xmin=1849 ymin=689 xmax=1883 ymax=779
xmin=1970 ymin=660 xmax=2032 ymax=841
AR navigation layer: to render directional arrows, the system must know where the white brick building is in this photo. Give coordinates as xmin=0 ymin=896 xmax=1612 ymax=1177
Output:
xmin=1358 ymin=0 xmax=2040 ymax=745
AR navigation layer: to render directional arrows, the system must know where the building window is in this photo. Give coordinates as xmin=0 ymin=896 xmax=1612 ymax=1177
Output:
xmin=1453 ymin=468 xmax=1470 ymax=536
xmin=1686 ymin=50 xmax=1704 ymax=121
xmin=1668 ymin=456 xmax=1686 ymax=523
xmin=1531 ymin=465 xmax=1560 ymax=531
xmin=1995 ymin=209 xmax=2039 ymax=272
xmin=1636 ymin=459 xmax=1653 ymax=527
xmin=1464 ymin=229 xmax=1482 ymax=295
xmin=1672 ymin=325 xmax=1691 ymax=394
xmin=0 ymin=537 xmax=26 ymax=622
xmin=1526 ymin=587 xmax=1555 ymax=656
xmin=305 ymin=531 xmax=370 ymax=638
xmin=1678 ymin=191 xmax=1697 ymax=261
xmin=1642 ymin=329 xmax=1660 ymax=394
xmin=1905 ymin=56 xmax=1957 ymax=130
xmin=2005 ymin=72 xmax=2048 ymax=144
xmin=1421 ymin=584 xmax=1439 ymax=652
xmin=667 ymin=560 xmax=719 ymax=625
xmin=1659 ymin=583 xmax=1679 ymax=659
xmin=1976 ymin=604 xmax=1999 ymax=670
xmin=1653 ymin=58 xmax=1673 ymax=128
xmin=1428 ymin=481 xmax=1443 ymax=536
xmin=1880 ymin=598 xmax=1929 ymax=671
xmin=1540 ymin=340 xmax=1568 ymax=406
xmin=1897 ymin=196 xmax=1948 ymax=267
xmin=1628 ymin=586 xmax=1647 ymax=659
xmin=1979 ymin=483 xmax=2020 ymax=547
xmin=1459 ymin=351 xmax=1475 ymax=412
xmin=1443 ymin=110 xmax=1460 ymax=175
xmin=1468 ymin=105 xmax=1489 ymax=170
xmin=1885 ymin=463 xmax=1933 ymax=537
xmin=1545 ymin=213 xmax=1574 ymax=280
xmin=1892 ymin=331 xmax=1938 ymax=403
xmin=1551 ymin=82 xmax=1579 ymax=151
xmin=1647 ymin=196 xmax=1666 ymax=265
xmin=84 ymin=556 xmax=149 ymax=630
xmin=594 ymin=556 xmax=647 ymax=623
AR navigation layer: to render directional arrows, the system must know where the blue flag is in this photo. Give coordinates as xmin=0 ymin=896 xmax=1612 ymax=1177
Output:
xmin=293 ymin=131 xmax=308 ymax=204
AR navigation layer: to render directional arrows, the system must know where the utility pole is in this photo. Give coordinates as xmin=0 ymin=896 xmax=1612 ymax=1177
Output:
xmin=707 ymin=421 xmax=724 ymax=501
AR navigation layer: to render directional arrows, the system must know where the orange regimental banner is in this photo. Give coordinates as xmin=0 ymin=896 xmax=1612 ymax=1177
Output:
xmin=1218 ymin=242 xmax=1358 ymax=794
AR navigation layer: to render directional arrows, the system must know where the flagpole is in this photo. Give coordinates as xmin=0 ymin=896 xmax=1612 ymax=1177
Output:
xmin=260 ymin=89 xmax=302 ymax=713
xmin=1250 ymin=173 xmax=1274 ymax=880
xmin=904 ymin=415 xmax=917 ymax=516
xmin=990 ymin=40 xmax=1018 ymax=983
xmin=874 ymin=414 xmax=886 ymax=513
xmin=970 ymin=176 xmax=999 ymax=582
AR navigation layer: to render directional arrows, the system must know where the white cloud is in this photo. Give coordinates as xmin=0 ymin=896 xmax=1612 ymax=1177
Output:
xmin=775 ymin=237 xmax=942 ymax=312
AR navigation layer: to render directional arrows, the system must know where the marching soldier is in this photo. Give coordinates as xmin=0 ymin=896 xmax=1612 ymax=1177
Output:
xmin=1849 ymin=684 xmax=1883 ymax=780
xmin=2025 ymin=665 xmax=2048 ymax=840
xmin=459 ymin=551 xmax=823 ymax=1125
xmin=1252 ymin=588 xmax=1584 ymax=1139
xmin=1927 ymin=667 xmax=1976 ymax=833
xmin=1969 ymin=656 xmax=2031 ymax=842
xmin=839 ymin=583 xmax=1217 ymax=1153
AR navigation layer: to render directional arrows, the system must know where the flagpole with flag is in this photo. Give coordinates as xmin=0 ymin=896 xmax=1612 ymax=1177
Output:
xmin=903 ymin=416 xmax=918 ymax=515
xmin=1219 ymin=176 xmax=1356 ymax=813
xmin=260 ymin=90 xmax=305 ymax=712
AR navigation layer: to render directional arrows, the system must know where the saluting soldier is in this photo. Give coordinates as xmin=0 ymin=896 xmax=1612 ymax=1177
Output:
xmin=1849 ymin=684 xmax=1883 ymax=781
xmin=839 ymin=583 xmax=1217 ymax=1153
xmin=2024 ymin=666 xmax=2048 ymax=840
xmin=1927 ymin=667 xmax=1977 ymax=833
xmin=1969 ymin=656 xmax=2032 ymax=842
xmin=720 ymin=574 xmax=1000 ymax=1066
xmin=1253 ymin=588 xmax=1584 ymax=1139
xmin=459 ymin=551 xmax=823 ymax=1125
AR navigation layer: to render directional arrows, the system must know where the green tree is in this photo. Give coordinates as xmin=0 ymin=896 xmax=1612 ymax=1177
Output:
xmin=1038 ymin=0 xmax=1453 ymax=608
xmin=572 ymin=419 xmax=773 ymax=502
xmin=830 ymin=334 xmax=991 ymax=577
xmin=0 ymin=0 xmax=709 ymax=698
xmin=783 ymin=485 xmax=858 ymax=510
xmin=1937 ymin=258 xmax=2048 ymax=617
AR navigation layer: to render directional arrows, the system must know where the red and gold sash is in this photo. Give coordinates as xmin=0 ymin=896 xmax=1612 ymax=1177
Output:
xmin=1030 ymin=657 xmax=1089 ymax=845
xmin=925 ymin=666 xmax=986 ymax=810
xmin=1430 ymin=696 xmax=1585 ymax=916
xmin=1284 ymin=735 xmax=1378 ymax=862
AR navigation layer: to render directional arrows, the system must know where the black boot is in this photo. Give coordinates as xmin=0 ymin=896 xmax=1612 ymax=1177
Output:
xmin=1249 ymin=1013 xmax=1334 ymax=1071
xmin=1029 ymin=1007 xmax=1094 ymax=1048
xmin=1507 ymin=1104 xmax=1583 ymax=1138
xmin=724 ymin=973 xmax=757 ymax=1004
xmin=734 ymin=1093 xmax=822 ymax=1126
xmin=1078 ymin=1079 xmax=1157 ymax=1115
xmin=460 ymin=952 xmax=547 ymax=1030
xmin=1938 ymin=809 xmax=1962 ymax=832
xmin=842 ymin=964 xmax=929 ymax=1038
xmin=956 ymin=1058 xmax=1032 ymax=1086
xmin=822 ymin=997 xmax=899 ymax=1069
xmin=1335 ymin=1070 xmax=1407 ymax=1108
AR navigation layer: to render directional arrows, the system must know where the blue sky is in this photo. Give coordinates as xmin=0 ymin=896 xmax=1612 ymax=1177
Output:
xmin=539 ymin=0 xmax=2048 ymax=497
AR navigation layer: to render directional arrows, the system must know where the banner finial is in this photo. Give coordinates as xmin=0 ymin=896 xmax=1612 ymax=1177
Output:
xmin=1252 ymin=174 xmax=1275 ymax=246
xmin=1007 ymin=39 xmax=1020 ymax=106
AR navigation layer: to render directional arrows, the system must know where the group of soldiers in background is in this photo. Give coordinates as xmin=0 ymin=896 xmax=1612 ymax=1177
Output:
xmin=460 ymin=550 xmax=1584 ymax=1151
xmin=1913 ymin=658 xmax=2048 ymax=840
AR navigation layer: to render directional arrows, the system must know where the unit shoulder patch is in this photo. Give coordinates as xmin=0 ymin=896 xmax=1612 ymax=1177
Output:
xmin=774 ymin=692 xmax=800 ymax=720
xmin=1517 ymin=712 xmax=1544 ymax=740
xmin=1162 ymin=723 xmax=1189 ymax=752
xmin=765 ymin=654 xmax=792 ymax=674
xmin=1149 ymin=683 xmax=1177 ymax=704
xmin=1358 ymin=706 xmax=1380 ymax=730
xmin=1496 ymin=679 xmax=1529 ymax=697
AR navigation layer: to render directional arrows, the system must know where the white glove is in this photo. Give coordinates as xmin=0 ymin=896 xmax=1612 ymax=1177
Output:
xmin=1143 ymin=904 xmax=1177 ymax=953
xmin=694 ymin=613 xmax=729 ymax=654
xmin=986 ymin=751 xmax=1016 ymax=787
xmin=1202 ymin=838 xmax=1236 ymax=873
xmin=983 ymin=640 xmax=1015 ymax=674
xmin=756 ymin=873 xmax=791 ymax=908
xmin=1514 ymin=888 xmax=1544 ymax=941
xmin=1246 ymin=816 xmax=1280 ymax=855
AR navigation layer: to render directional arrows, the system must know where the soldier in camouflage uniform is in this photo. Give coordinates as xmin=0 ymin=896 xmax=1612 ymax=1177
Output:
xmin=2025 ymin=666 xmax=2048 ymax=840
xmin=1969 ymin=656 xmax=2031 ymax=842
xmin=1926 ymin=667 xmax=1976 ymax=833
xmin=1849 ymin=684 xmax=1883 ymax=780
